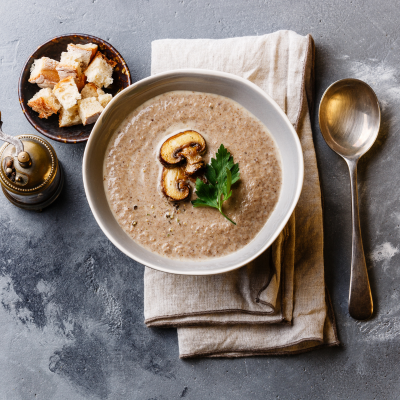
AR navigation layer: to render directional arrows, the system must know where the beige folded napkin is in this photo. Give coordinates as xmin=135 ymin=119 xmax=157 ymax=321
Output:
xmin=144 ymin=30 xmax=339 ymax=358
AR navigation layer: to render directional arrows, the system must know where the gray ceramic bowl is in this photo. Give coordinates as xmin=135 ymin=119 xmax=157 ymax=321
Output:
xmin=83 ymin=69 xmax=303 ymax=275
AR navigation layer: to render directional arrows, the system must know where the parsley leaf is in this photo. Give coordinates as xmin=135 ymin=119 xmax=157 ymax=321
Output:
xmin=192 ymin=144 xmax=240 ymax=225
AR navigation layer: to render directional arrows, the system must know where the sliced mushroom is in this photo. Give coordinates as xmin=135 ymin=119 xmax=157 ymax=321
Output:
xmin=161 ymin=167 xmax=190 ymax=201
xmin=184 ymin=160 xmax=205 ymax=176
xmin=160 ymin=131 xmax=206 ymax=167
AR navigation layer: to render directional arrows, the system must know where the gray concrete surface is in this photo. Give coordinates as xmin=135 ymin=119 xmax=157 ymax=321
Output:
xmin=0 ymin=0 xmax=399 ymax=398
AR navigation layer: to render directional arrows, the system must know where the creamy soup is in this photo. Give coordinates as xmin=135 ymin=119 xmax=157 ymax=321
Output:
xmin=104 ymin=91 xmax=282 ymax=260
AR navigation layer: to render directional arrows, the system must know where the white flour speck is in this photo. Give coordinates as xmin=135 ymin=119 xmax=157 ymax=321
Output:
xmin=349 ymin=62 xmax=400 ymax=113
xmin=392 ymin=212 xmax=400 ymax=223
xmin=370 ymin=242 xmax=399 ymax=272
xmin=370 ymin=242 xmax=399 ymax=262
xmin=350 ymin=62 xmax=397 ymax=86
xmin=358 ymin=317 xmax=400 ymax=341
xmin=336 ymin=54 xmax=350 ymax=60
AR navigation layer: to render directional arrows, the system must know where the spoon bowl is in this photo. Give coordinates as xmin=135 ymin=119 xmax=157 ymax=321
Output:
xmin=319 ymin=78 xmax=380 ymax=321
xmin=319 ymin=78 xmax=380 ymax=159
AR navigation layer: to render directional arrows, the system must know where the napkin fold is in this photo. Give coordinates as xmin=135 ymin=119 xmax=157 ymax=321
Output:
xmin=144 ymin=30 xmax=339 ymax=358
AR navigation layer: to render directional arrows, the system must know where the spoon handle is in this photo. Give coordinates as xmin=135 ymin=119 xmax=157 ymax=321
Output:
xmin=346 ymin=159 xmax=373 ymax=320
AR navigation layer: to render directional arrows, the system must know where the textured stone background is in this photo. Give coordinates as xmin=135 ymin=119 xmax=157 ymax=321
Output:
xmin=1 ymin=0 xmax=400 ymax=399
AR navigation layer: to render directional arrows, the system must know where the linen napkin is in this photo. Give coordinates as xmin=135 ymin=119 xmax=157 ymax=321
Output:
xmin=144 ymin=30 xmax=339 ymax=357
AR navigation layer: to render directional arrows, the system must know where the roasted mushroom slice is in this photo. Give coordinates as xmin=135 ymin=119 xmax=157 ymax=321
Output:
xmin=161 ymin=167 xmax=190 ymax=201
xmin=160 ymin=131 xmax=206 ymax=167
xmin=184 ymin=160 xmax=205 ymax=176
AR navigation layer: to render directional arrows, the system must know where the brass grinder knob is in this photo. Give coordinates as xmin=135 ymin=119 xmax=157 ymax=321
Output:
xmin=17 ymin=151 xmax=32 ymax=168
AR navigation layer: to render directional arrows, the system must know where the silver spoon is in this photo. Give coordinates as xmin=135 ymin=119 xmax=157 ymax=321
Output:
xmin=319 ymin=78 xmax=380 ymax=320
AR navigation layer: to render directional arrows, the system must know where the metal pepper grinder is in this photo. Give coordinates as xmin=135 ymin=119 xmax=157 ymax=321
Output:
xmin=0 ymin=113 xmax=64 ymax=211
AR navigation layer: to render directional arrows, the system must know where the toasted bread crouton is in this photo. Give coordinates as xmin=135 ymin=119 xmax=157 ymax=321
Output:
xmin=59 ymin=105 xmax=82 ymax=127
xmin=67 ymin=43 xmax=98 ymax=67
xmin=78 ymin=97 xmax=104 ymax=125
xmin=98 ymin=93 xmax=112 ymax=108
xmin=81 ymin=82 xmax=106 ymax=99
xmin=53 ymin=76 xmax=81 ymax=110
xmin=81 ymin=83 xmax=99 ymax=99
xmin=56 ymin=51 xmax=86 ymax=90
xmin=57 ymin=51 xmax=82 ymax=80
xmin=84 ymin=52 xmax=116 ymax=88
xmin=28 ymin=57 xmax=60 ymax=88
xmin=27 ymin=88 xmax=61 ymax=119
xmin=75 ymin=73 xmax=86 ymax=92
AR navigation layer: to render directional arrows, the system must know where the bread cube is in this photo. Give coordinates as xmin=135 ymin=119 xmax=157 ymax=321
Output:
xmin=98 ymin=93 xmax=112 ymax=108
xmin=67 ymin=43 xmax=98 ymax=68
xmin=81 ymin=83 xmax=99 ymax=99
xmin=58 ymin=105 xmax=82 ymax=127
xmin=53 ymin=76 xmax=81 ymax=110
xmin=28 ymin=57 xmax=60 ymax=88
xmin=78 ymin=97 xmax=104 ymax=125
xmin=27 ymin=88 xmax=61 ymax=119
xmin=56 ymin=51 xmax=86 ymax=90
xmin=84 ymin=52 xmax=116 ymax=88
xmin=56 ymin=51 xmax=82 ymax=80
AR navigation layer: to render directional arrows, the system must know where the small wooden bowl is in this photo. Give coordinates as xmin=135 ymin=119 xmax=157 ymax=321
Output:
xmin=19 ymin=34 xmax=132 ymax=144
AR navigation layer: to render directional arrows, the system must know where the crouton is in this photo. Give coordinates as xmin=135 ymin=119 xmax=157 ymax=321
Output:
xmin=76 ymin=73 xmax=86 ymax=92
xmin=80 ymin=83 xmax=106 ymax=100
xmin=56 ymin=51 xmax=82 ymax=80
xmin=28 ymin=57 xmax=60 ymax=88
xmin=27 ymin=88 xmax=61 ymax=119
xmin=84 ymin=52 xmax=116 ymax=88
xmin=98 ymin=93 xmax=112 ymax=108
xmin=58 ymin=105 xmax=82 ymax=127
xmin=53 ymin=76 xmax=81 ymax=110
xmin=81 ymin=83 xmax=99 ymax=99
xmin=56 ymin=51 xmax=86 ymax=90
xmin=67 ymin=43 xmax=98 ymax=68
xmin=78 ymin=97 xmax=104 ymax=125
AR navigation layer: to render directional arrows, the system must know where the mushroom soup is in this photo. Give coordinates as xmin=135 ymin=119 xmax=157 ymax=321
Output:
xmin=104 ymin=91 xmax=282 ymax=260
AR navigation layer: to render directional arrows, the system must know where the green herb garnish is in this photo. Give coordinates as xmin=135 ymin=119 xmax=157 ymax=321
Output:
xmin=191 ymin=144 xmax=240 ymax=225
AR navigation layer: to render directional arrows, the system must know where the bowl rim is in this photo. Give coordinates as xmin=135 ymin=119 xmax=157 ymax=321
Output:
xmin=83 ymin=68 xmax=304 ymax=275
xmin=18 ymin=33 xmax=132 ymax=144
